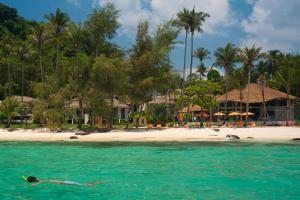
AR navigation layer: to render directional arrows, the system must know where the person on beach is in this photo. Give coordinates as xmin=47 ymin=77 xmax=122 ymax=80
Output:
xmin=23 ymin=176 xmax=106 ymax=186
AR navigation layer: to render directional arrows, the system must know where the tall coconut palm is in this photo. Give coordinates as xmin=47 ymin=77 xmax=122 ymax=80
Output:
xmin=239 ymin=45 xmax=264 ymax=123
xmin=214 ymin=43 xmax=239 ymax=115
xmin=267 ymin=49 xmax=281 ymax=80
xmin=258 ymin=73 xmax=268 ymax=124
xmin=68 ymin=22 xmax=86 ymax=129
xmin=68 ymin=22 xmax=85 ymax=54
xmin=187 ymin=8 xmax=209 ymax=84
xmin=30 ymin=23 xmax=50 ymax=82
xmin=231 ymin=69 xmax=246 ymax=116
xmin=44 ymin=8 xmax=69 ymax=87
xmin=173 ymin=8 xmax=190 ymax=84
xmin=273 ymin=55 xmax=298 ymax=126
xmin=16 ymin=41 xmax=32 ymax=102
xmin=194 ymin=47 xmax=210 ymax=80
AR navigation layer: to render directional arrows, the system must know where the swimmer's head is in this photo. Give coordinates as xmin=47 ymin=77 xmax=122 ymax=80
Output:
xmin=26 ymin=176 xmax=39 ymax=182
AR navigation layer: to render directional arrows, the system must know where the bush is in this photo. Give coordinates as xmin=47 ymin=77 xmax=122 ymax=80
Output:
xmin=147 ymin=104 xmax=173 ymax=123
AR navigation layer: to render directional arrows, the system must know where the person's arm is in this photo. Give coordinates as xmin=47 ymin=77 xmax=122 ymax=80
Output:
xmin=31 ymin=180 xmax=46 ymax=186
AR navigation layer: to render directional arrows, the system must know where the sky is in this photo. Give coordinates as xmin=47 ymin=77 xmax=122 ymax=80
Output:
xmin=1 ymin=0 xmax=300 ymax=73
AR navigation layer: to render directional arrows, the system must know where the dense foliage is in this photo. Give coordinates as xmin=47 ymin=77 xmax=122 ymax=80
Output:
xmin=0 ymin=3 xmax=299 ymax=128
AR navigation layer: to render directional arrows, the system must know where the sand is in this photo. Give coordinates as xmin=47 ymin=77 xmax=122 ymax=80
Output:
xmin=0 ymin=127 xmax=299 ymax=142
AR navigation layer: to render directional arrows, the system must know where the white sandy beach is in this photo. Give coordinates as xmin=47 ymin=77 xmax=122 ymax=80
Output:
xmin=0 ymin=127 xmax=299 ymax=142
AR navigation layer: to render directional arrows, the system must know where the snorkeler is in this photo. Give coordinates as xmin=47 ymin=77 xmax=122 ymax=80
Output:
xmin=23 ymin=176 xmax=106 ymax=186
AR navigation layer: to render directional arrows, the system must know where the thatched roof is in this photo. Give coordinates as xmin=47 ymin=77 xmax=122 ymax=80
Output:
xmin=65 ymin=97 xmax=130 ymax=109
xmin=13 ymin=96 xmax=36 ymax=103
xmin=180 ymin=104 xmax=203 ymax=112
xmin=217 ymin=83 xmax=297 ymax=103
xmin=148 ymin=95 xmax=175 ymax=104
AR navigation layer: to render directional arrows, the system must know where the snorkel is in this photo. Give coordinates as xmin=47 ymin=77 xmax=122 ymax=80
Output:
xmin=22 ymin=176 xmax=28 ymax=182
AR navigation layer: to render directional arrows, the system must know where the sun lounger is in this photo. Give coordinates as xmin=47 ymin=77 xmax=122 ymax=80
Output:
xmin=147 ymin=124 xmax=153 ymax=129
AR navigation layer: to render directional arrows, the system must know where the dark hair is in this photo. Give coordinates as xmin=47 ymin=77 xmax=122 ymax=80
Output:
xmin=27 ymin=176 xmax=39 ymax=182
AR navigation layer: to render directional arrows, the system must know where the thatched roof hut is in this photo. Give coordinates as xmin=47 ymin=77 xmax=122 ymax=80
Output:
xmin=148 ymin=95 xmax=175 ymax=105
xmin=217 ymin=83 xmax=297 ymax=103
xmin=13 ymin=96 xmax=36 ymax=103
xmin=65 ymin=97 xmax=130 ymax=109
xmin=180 ymin=104 xmax=203 ymax=112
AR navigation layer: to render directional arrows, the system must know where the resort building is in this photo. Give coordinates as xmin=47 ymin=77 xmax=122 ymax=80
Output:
xmin=217 ymin=83 xmax=298 ymax=123
xmin=65 ymin=97 xmax=130 ymax=124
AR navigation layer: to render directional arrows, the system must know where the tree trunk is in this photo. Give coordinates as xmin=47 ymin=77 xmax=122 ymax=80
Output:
xmin=109 ymin=96 xmax=114 ymax=128
xmin=182 ymin=30 xmax=188 ymax=86
xmin=7 ymin=62 xmax=12 ymax=96
xmin=77 ymin=97 xmax=83 ymax=129
xmin=7 ymin=115 xmax=11 ymax=128
xmin=239 ymin=89 xmax=243 ymax=121
xmin=286 ymin=84 xmax=290 ymax=126
xmin=246 ymin=67 xmax=251 ymax=124
xmin=185 ymin=105 xmax=190 ymax=125
xmin=261 ymin=83 xmax=267 ymax=125
xmin=21 ymin=64 xmax=24 ymax=102
xmin=55 ymin=39 xmax=60 ymax=89
xmin=189 ymin=33 xmax=194 ymax=84
xmin=39 ymin=49 xmax=44 ymax=82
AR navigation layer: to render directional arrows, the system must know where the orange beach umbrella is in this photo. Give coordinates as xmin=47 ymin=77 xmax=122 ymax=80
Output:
xmin=228 ymin=112 xmax=241 ymax=116
xmin=213 ymin=112 xmax=225 ymax=116
xmin=241 ymin=112 xmax=255 ymax=116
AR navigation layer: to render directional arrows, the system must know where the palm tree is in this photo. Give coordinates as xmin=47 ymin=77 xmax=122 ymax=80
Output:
xmin=68 ymin=22 xmax=85 ymax=54
xmin=267 ymin=49 xmax=281 ymax=80
xmin=0 ymin=97 xmax=19 ymax=128
xmin=44 ymin=8 xmax=69 ymax=87
xmin=173 ymin=8 xmax=190 ymax=84
xmin=16 ymin=41 xmax=32 ymax=102
xmin=239 ymin=45 xmax=264 ymax=123
xmin=187 ymin=8 xmax=209 ymax=83
xmin=231 ymin=69 xmax=246 ymax=119
xmin=194 ymin=47 xmax=210 ymax=80
xmin=273 ymin=55 xmax=298 ymax=126
xmin=68 ymin=22 xmax=86 ymax=129
xmin=30 ymin=23 xmax=50 ymax=82
xmin=258 ymin=73 xmax=268 ymax=124
xmin=214 ymin=43 xmax=239 ymax=115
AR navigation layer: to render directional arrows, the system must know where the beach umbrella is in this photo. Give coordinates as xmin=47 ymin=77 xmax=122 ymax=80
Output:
xmin=195 ymin=112 xmax=209 ymax=118
xmin=241 ymin=112 xmax=255 ymax=116
xmin=227 ymin=112 xmax=241 ymax=116
xmin=213 ymin=112 xmax=225 ymax=116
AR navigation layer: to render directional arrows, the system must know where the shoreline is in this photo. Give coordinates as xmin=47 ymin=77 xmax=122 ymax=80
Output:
xmin=0 ymin=127 xmax=300 ymax=143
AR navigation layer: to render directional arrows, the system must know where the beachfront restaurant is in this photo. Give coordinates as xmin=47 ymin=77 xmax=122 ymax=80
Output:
xmin=217 ymin=83 xmax=298 ymax=125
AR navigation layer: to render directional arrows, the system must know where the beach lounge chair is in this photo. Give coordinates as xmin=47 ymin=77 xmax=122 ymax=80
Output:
xmin=226 ymin=122 xmax=233 ymax=128
xmin=237 ymin=121 xmax=244 ymax=128
xmin=147 ymin=124 xmax=153 ymax=129
xmin=205 ymin=122 xmax=211 ymax=128
xmin=250 ymin=122 xmax=256 ymax=127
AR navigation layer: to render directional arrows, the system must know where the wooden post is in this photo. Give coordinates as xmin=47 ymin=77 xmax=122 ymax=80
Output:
xmin=97 ymin=114 xmax=102 ymax=128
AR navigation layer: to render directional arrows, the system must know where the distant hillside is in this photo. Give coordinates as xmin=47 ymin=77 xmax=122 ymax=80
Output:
xmin=0 ymin=3 xmax=35 ymax=39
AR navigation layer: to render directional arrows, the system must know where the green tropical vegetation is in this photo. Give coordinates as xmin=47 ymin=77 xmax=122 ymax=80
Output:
xmin=0 ymin=3 xmax=299 ymax=129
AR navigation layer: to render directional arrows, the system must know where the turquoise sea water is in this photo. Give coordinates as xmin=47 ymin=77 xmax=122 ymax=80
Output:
xmin=1 ymin=141 xmax=300 ymax=200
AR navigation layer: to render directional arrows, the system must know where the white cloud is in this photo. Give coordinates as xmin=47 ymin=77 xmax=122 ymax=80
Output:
xmin=66 ymin=0 xmax=81 ymax=7
xmin=241 ymin=0 xmax=300 ymax=52
xmin=93 ymin=0 xmax=234 ymax=36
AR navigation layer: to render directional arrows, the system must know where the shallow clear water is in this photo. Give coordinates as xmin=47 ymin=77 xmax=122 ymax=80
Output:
xmin=1 ymin=141 xmax=300 ymax=200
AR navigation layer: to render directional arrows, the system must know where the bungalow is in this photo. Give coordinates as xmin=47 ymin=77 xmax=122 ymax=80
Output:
xmin=217 ymin=83 xmax=298 ymax=122
xmin=65 ymin=97 xmax=130 ymax=124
